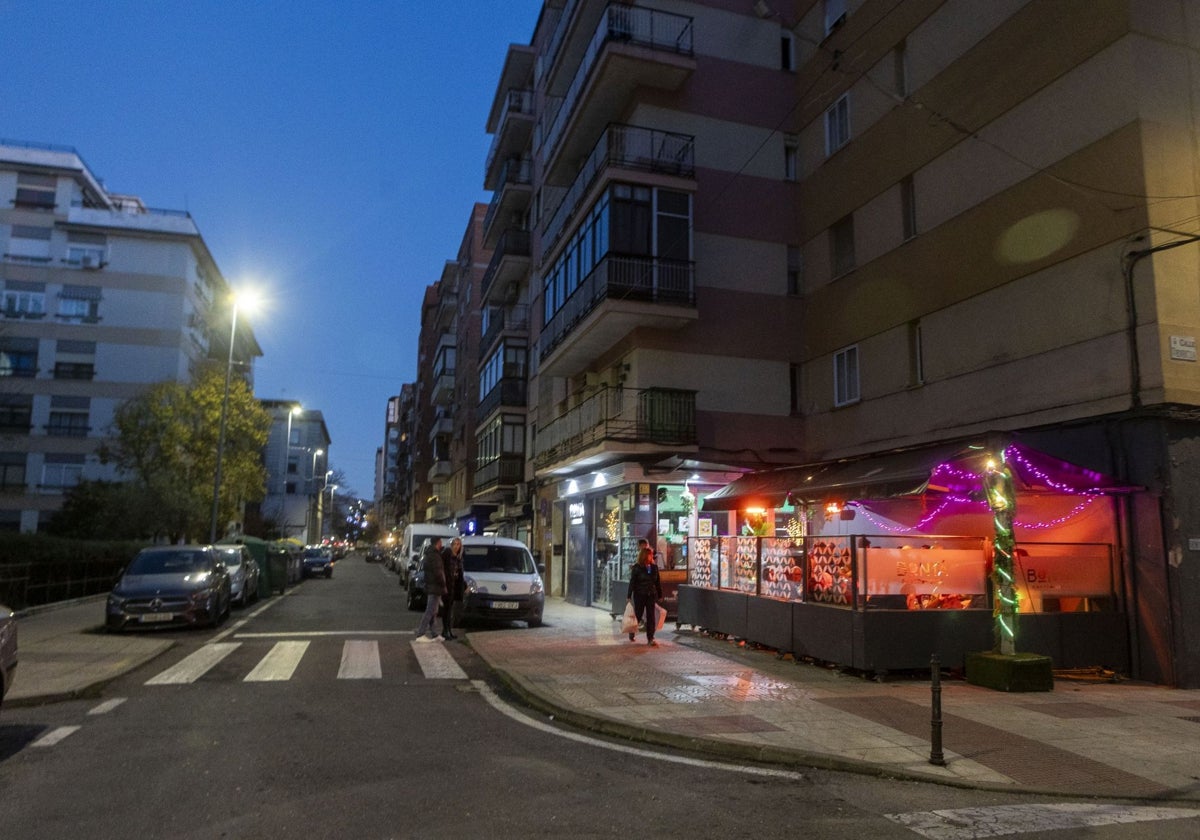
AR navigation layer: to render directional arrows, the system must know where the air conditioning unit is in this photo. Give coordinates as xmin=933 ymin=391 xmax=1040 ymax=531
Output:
xmin=80 ymin=254 xmax=101 ymax=269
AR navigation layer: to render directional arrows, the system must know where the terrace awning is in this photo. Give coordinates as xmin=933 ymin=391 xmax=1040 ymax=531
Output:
xmin=700 ymin=440 xmax=1140 ymax=512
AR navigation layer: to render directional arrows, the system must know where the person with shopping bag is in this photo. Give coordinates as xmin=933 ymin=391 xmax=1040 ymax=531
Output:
xmin=626 ymin=538 xmax=664 ymax=647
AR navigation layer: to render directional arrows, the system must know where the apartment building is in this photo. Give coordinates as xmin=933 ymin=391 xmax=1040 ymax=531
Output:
xmin=252 ymin=400 xmax=331 ymax=544
xmin=0 ymin=140 xmax=259 ymax=534
xmin=376 ymin=385 xmax=415 ymax=535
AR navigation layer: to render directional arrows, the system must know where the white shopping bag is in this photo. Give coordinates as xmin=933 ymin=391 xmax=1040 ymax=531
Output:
xmin=620 ymin=601 xmax=638 ymax=634
xmin=654 ymin=603 xmax=667 ymax=632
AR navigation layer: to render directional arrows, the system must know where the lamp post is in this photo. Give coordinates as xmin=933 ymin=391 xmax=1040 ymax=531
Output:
xmin=282 ymin=405 xmax=302 ymax=493
xmin=320 ymin=483 xmax=338 ymax=542
xmin=209 ymin=289 xmax=256 ymax=544
xmin=308 ymin=449 xmax=323 ymax=543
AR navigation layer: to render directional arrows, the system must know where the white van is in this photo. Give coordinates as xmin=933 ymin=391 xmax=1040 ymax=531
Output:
xmin=398 ymin=523 xmax=458 ymax=587
xmin=458 ymin=535 xmax=545 ymax=628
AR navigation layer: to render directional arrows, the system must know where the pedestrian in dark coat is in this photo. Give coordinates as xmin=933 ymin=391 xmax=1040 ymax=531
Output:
xmin=415 ymin=537 xmax=447 ymax=641
xmin=440 ymin=537 xmax=464 ymax=640
xmin=627 ymin=538 xmax=663 ymax=646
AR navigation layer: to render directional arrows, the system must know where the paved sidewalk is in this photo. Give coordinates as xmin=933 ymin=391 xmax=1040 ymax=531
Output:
xmin=470 ymin=600 xmax=1200 ymax=801
xmin=7 ymin=595 xmax=1200 ymax=801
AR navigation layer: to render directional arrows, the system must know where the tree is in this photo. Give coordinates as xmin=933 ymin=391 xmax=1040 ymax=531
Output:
xmin=100 ymin=367 xmax=271 ymax=541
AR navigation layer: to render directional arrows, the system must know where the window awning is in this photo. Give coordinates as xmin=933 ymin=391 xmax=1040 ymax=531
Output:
xmin=700 ymin=440 xmax=1141 ymax=512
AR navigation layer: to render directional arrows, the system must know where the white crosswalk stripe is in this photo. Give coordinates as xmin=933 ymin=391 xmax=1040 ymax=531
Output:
xmin=143 ymin=638 xmax=466 ymax=685
xmin=244 ymin=641 xmax=309 ymax=682
xmin=145 ymin=642 xmax=241 ymax=685
xmin=337 ymin=640 xmax=382 ymax=679
xmin=885 ymin=803 xmax=1200 ymax=839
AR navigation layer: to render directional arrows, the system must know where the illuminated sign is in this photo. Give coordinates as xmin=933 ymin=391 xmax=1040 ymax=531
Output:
xmin=569 ymin=502 xmax=585 ymax=524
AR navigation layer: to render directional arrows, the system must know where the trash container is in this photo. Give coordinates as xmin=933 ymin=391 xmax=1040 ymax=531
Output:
xmin=267 ymin=548 xmax=289 ymax=595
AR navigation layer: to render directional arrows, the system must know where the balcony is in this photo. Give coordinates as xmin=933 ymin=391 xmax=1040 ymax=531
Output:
xmin=539 ymin=4 xmax=695 ymax=184
xmin=542 ymin=123 xmax=694 ymax=258
xmin=484 ymin=89 xmax=535 ymax=189
xmin=473 ymin=454 xmax=526 ymax=494
xmin=431 ymin=371 xmax=455 ymax=406
xmin=478 ymin=377 xmax=528 ymax=420
xmin=427 ymin=460 xmax=452 ymax=483
xmin=425 ymin=501 xmax=452 ymax=521
xmin=483 ymin=156 xmax=533 ymax=247
xmin=434 ymin=290 xmax=458 ymax=330
xmin=480 ymin=229 xmax=531 ymax=306
xmin=538 ymin=255 xmax=697 ymax=377
xmin=428 ymin=414 xmax=453 ymax=443
xmin=533 ymin=386 xmax=697 ymax=474
xmin=480 ymin=304 xmax=530 ymax=359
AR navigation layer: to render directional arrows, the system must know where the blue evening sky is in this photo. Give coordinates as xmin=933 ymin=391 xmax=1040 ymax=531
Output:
xmin=0 ymin=0 xmax=543 ymax=499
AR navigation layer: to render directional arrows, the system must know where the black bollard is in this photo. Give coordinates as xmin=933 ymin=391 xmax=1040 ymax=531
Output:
xmin=929 ymin=654 xmax=946 ymax=766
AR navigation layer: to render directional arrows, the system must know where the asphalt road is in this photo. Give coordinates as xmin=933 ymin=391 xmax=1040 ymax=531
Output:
xmin=2 ymin=554 xmax=1198 ymax=840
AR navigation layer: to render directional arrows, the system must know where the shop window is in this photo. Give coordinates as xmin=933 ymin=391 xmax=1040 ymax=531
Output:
xmin=825 ymin=94 xmax=850 ymax=156
xmin=901 ymin=175 xmax=917 ymax=241
xmin=834 ymin=345 xmax=860 ymax=406
xmin=830 ymin=215 xmax=855 ymax=277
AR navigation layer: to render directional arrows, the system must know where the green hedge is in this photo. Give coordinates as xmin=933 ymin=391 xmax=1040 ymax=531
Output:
xmin=0 ymin=533 xmax=150 ymax=611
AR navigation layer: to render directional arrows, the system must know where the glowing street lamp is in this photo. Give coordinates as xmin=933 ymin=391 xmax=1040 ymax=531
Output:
xmin=209 ymin=288 xmax=258 ymax=544
xmin=282 ymin=404 xmax=302 ymax=492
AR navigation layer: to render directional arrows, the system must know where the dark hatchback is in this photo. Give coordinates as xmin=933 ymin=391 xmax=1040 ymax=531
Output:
xmin=106 ymin=546 xmax=232 ymax=632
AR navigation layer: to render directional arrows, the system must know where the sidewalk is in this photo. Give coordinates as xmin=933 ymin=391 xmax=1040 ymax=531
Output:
xmin=470 ymin=599 xmax=1200 ymax=801
xmin=7 ymin=596 xmax=1200 ymax=801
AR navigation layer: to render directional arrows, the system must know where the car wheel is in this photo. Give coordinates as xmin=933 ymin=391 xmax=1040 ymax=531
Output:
xmin=528 ymin=614 xmax=543 ymax=628
xmin=406 ymin=589 xmax=419 ymax=611
xmin=326 ymin=568 xmax=333 ymax=579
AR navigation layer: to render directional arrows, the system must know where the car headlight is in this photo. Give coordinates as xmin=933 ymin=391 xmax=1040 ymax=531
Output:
xmin=530 ymin=577 xmax=544 ymax=596
xmin=107 ymin=593 xmax=125 ymax=609
xmin=464 ymin=575 xmax=478 ymax=595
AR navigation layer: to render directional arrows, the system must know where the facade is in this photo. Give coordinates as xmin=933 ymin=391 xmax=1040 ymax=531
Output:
xmin=376 ymin=385 xmax=416 ymax=536
xmin=0 ymin=140 xmax=259 ymax=533
xmin=253 ymin=401 xmax=331 ymax=544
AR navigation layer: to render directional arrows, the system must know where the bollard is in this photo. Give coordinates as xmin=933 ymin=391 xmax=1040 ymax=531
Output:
xmin=929 ymin=654 xmax=946 ymax=766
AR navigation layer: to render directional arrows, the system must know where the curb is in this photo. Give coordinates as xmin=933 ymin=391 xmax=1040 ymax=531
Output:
xmin=14 ymin=592 xmax=108 ymax=620
xmin=5 ymin=638 xmax=175 ymax=709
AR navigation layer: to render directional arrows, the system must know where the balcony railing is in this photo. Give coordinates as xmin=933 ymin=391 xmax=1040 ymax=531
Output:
xmin=538 ymin=255 xmax=695 ymax=361
xmin=533 ymin=385 xmax=696 ymax=469
xmin=481 ymin=305 xmax=530 ymax=357
xmin=473 ymin=454 xmax=526 ymax=493
xmin=483 ymin=156 xmax=533 ymax=236
xmin=480 ymin=228 xmax=531 ymax=302
xmin=542 ymin=123 xmax=694 ymax=256
xmin=539 ymin=5 xmax=694 ymax=167
xmin=478 ymin=378 xmax=528 ymax=419
xmin=484 ymin=90 xmax=535 ymax=179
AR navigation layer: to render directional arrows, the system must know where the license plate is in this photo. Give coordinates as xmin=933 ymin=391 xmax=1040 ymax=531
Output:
xmin=140 ymin=612 xmax=173 ymax=623
xmin=489 ymin=600 xmax=519 ymax=610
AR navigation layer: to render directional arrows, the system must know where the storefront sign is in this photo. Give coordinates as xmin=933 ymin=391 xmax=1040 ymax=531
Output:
xmin=1170 ymin=335 xmax=1197 ymax=361
xmin=637 ymin=483 xmax=650 ymax=512
xmin=568 ymin=502 xmax=585 ymax=525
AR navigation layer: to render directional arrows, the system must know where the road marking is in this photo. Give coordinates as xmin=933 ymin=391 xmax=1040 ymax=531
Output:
xmin=235 ymin=630 xmax=413 ymax=638
xmin=411 ymin=640 xmax=468 ymax=679
xmin=32 ymin=726 xmax=81 ymax=748
xmin=885 ymin=803 xmax=1200 ymax=839
xmin=244 ymin=641 xmax=309 ymax=682
xmin=474 ymin=681 xmax=804 ymax=781
xmin=87 ymin=698 xmax=126 ymax=715
xmin=146 ymin=642 xmax=241 ymax=685
xmin=338 ymin=640 xmax=382 ymax=679
xmin=211 ymin=589 xmax=293 ymax=643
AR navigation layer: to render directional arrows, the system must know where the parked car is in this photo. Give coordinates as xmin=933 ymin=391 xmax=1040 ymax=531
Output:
xmin=106 ymin=546 xmax=232 ymax=632
xmin=302 ymin=546 xmax=334 ymax=578
xmin=216 ymin=544 xmax=260 ymax=607
xmin=1 ymin=604 xmax=16 ymax=710
xmin=459 ymin=536 xmax=545 ymax=628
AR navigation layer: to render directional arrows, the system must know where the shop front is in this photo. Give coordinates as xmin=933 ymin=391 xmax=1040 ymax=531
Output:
xmin=682 ymin=439 xmax=1142 ymax=677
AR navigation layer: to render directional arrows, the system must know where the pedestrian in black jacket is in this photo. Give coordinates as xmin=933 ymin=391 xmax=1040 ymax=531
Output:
xmin=627 ymin=538 xmax=663 ymax=646
xmin=415 ymin=537 xmax=446 ymax=641
xmin=440 ymin=537 xmax=463 ymax=640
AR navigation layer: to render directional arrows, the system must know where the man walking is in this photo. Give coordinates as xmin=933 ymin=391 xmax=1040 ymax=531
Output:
xmin=415 ymin=536 xmax=447 ymax=642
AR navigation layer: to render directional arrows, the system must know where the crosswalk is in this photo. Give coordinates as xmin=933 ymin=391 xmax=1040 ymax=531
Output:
xmin=143 ymin=637 xmax=466 ymax=686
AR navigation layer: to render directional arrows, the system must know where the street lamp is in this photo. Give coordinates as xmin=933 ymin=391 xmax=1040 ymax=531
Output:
xmin=282 ymin=404 xmax=302 ymax=492
xmin=320 ymin=483 xmax=338 ymax=542
xmin=209 ymin=288 xmax=257 ymax=544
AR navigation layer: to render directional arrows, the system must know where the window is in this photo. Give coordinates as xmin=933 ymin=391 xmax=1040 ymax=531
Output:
xmin=57 ymin=298 xmax=100 ymax=321
xmin=908 ymin=320 xmax=925 ymax=386
xmin=54 ymin=340 xmax=95 ymax=380
xmin=830 ymin=215 xmax=855 ymax=277
xmin=787 ymin=246 xmax=803 ymax=295
xmin=53 ymin=362 xmax=95 ymax=380
xmin=66 ymin=231 xmax=107 ymax=267
xmin=790 ymin=363 xmax=802 ymax=415
xmin=5 ymin=226 xmax=52 ymax=264
xmin=825 ymin=94 xmax=850 ymax=155
xmin=834 ymin=345 xmax=860 ymax=406
xmin=894 ymin=40 xmax=909 ymax=97
xmin=0 ymin=453 xmax=25 ymax=492
xmin=47 ymin=411 xmax=89 ymax=437
xmin=41 ymin=457 xmax=84 ymax=493
xmin=824 ymin=0 xmax=847 ymax=35
xmin=286 ymin=482 xmax=297 ymax=495
xmin=0 ymin=397 xmax=33 ymax=433
xmin=901 ymin=176 xmax=917 ymax=241
xmin=780 ymin=30 xmax=795 ymax=71
xmin=0 ymin=339 xmax=38 ymax=378
xmin=15 ymin=172 xmax=56 ymax=209
xmin=3 ymin=284 xmax=46 ymax=317
xmin=784 ymin=136 xmax=798 ymax=181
